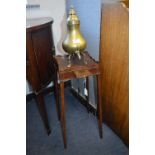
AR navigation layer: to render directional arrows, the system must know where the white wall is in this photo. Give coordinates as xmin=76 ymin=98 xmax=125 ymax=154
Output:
xmin=27 ymin=0 xmax=67 ymax=55
xmin=26 ymin=0 xmax=67 ymax=94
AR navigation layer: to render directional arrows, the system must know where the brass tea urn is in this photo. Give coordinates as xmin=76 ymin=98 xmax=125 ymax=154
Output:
xmin=62 ymin=7 xmax=86 ymax=59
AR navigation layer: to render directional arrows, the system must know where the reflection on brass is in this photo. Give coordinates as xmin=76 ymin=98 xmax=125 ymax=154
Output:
xmin=62 ymin=6 xmax=86 ymax=59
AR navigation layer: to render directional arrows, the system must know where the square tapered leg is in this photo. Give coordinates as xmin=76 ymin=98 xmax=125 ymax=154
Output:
xmin=97 ymin=74 xmax=103 ymax=138
xmin=36 ymin=94 xmax=51 ymax=135
xmin=60 ymin=82 xmax=67 ymax=149
xmin=54 ymin=79 xmax=60 ymax=121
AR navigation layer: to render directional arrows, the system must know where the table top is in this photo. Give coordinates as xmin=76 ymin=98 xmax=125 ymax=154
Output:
xmin=26 ymin=17 xmax=53 ymax=32
xmin=54 ymin=52 xmax=100 ymax=81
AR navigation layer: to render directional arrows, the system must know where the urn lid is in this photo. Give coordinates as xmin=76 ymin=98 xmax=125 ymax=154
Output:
xmin=67 ymin=6 xmax=80 ymax=26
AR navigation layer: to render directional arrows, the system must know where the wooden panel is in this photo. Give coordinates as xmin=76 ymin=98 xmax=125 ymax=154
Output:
xmin=26 ymin=17 xmax=56 ymax=134
xmin=26 ymin=17 xmax=56 ymax=92
xmin=26 ymin=32 xmax=41 ymax=91
xmin=31 ymin=26 xmax=54 ymax=87
xmin=121 ymin=0 xmax=129 ymax=8
xmin=99 ymin=3 xmax=129 ymax=146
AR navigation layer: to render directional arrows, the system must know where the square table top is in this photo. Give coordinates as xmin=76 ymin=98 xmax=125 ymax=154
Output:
xmin=54 ymin=52 xmax=100 ymax=81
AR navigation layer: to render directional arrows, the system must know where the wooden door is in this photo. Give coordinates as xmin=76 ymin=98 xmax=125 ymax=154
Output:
xmin=99 ymin=3 xmax=129 ymax=146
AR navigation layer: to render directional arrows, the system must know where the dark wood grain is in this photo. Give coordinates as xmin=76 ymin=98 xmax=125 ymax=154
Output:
xmin=54 ymin=52 xmax=100 ymax=81
xmin=26 ymin=17 xmax=56 ymax=135
xmin=31 ymin=26 xmax=55 ymax=87
xmin=26 ymin=17 xmax=56 ymax=92
xmin=35 ymin=94 xmax=51 ymax=135
xmin=54 ymin=79 xmax=60 ymax=121
xmin=26 ymin=32 xmax=41 ymax=92
xmin=60 ymin=82 xmax=67 ymax=149
xmin=55 ymin=52 xmax=103 ymax=148
xmin=97 ymin=74 xmax=103 ymax=138
xmin=99 ymin=3 xmax=129 ymax=146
